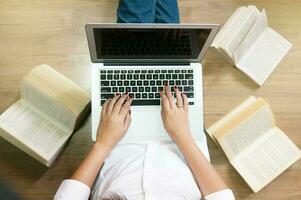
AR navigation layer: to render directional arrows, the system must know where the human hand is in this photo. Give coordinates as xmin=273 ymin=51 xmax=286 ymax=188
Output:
xmin=160 ymin=84 xmax=193 ymax=144
xmin=96 ymin=93 xmax=132 ymax=149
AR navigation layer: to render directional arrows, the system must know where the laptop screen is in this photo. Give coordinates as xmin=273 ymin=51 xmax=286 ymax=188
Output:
xmin=93 ymin=28 xmax=212 ymax=60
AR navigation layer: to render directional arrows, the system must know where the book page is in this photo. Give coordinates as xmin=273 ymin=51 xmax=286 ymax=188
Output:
xmin=236 ymin=27 xmax=292 ymax=85
xmin=231 ymin=127 xmax=301 ymax=192
xmin=217 ymin=101 xmax=275 ymax=160
xmin=222 ymin=5 xmax=260 ymax=59
xmin=234 ymin=9 xmax=268 ymax=64
xmin=0 ymin=100 xmax=70 ymax=163
xmin=207 ymin=96 xmax=256 ymax=143
xmin=211 ymin=6 xmax=247 ymax=48
xmin=21 ymin=80 xmax=76 ymax=132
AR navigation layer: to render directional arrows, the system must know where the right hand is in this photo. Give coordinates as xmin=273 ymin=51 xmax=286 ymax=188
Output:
xmin=160 ymin=84 xmax=193 ymax=144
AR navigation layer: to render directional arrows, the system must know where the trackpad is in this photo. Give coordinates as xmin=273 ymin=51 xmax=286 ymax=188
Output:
xmin=120 ymin=109 xmax=171 ymax=142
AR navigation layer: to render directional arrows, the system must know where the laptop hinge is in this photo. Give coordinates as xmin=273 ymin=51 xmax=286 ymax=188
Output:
xmin=103 ymin=60 xmax=190 ymax=66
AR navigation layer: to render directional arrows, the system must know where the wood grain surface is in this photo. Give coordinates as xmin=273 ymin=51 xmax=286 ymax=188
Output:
xmin=0 ymin=1 xmax=300 ymax=199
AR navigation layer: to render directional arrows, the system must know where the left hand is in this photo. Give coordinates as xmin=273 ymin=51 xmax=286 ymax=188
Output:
xmin=96 ymin=93 xmax=132 ymax=149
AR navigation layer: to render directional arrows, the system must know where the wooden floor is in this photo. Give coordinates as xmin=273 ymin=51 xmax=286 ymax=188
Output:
xmin=0 ymin=0 xmax=300 ymax=199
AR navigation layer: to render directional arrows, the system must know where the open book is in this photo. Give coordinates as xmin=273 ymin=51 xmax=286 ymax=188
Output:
xmin=211 ymin=5 xmax=292 ymax=86
xmin=0 ymin=65 xmax=90 ymax=167
xmin=206 ymin=96 xmax=301 ymax=192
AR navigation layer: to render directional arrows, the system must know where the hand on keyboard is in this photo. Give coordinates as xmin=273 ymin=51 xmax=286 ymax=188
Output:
xmin=160 ymin=84 xmax=193 ymax=144
xmin=96 ymin=93 xmax=133 ymax=149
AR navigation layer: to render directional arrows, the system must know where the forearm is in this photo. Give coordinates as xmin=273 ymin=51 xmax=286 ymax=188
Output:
xmin=176 ymin=136 xmax=228 ymax=196
xmin=71 ymin=142 xmax=112 ymax=188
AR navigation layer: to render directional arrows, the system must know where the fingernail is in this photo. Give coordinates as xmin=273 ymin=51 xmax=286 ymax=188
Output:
xmin=125 ymin=92 xmax=128 ymax=95
xmin=164 ymin=81 xmax=168 ymax=86
xmin=174 ymin=85 xmax=177 ymax=89
xmin=116 ymin=93 xmax=120 ymax=96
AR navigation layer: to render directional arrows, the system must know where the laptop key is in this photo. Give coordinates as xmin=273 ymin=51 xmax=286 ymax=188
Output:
xmin=150 ymin=80 xmax=155 ymax=85
xmin=155 ymin=93 xmax=160 ymax=98
xmin=101 ymin=74 xmax=106 ymax=79
xmin=126 ymin=87 xmax=131 ymax=92
xmin=143 ymin=80 xmax=149 ymax=86
xmin=139 ymin=87 xmax=144 ymax=92
xmin=117 ymin=81 xmax=123 ymax=86
xmin=131 ymin=99 xmax=160 ymax=106
xmin=101 ymin=87 xmax=111 ymax=93
xmin=112 ymin=87 xmax=118 ymax=92
xmin=101 ymin=93 xmax=114 ymax=99
xmin=135 ymin=93 xmax=141 ymax=98
xmin=130 ymin=81 xmax=136 ymax=86
xmin=132 ymin=87 xmax=138 ymax=92
xmin=148 ymin=93 xmax=154 ymax=98
xmin=127 ymin=74 xmax=133 ymax=79
xmin=188 ymin=80 xmax=194 ymax=85
xmin=185 ymin=74 xmax=193 ymax=79
xmin=186 ymin=93 xmax=194 ymax=98
xmin=152 ymin=87 xmax=157 ymax=92
xmin=137 ymin=80 xmax=142 ymax=86
xmin=184 ymin=86 xmax=193 ymax=92
xmin=134 ymin=74 xmax=139 ymax=79
xmin=142 ymin=93 xmax=147 ymax=98
xmin=124 ymin=81 xmax=129 ymax=86
xmin=119 ymin=87 xmax=125 ymax=92
xmin=101 ymin=81 xmax=109 ymax=86
xmin=145 ymin=87 xmax=151 ymax=92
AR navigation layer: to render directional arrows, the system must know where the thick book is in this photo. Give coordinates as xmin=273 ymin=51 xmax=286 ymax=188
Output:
xmin=211 ymin=5 xmax=292 ymax=86
xmin=0 ymin=64 xmax=91 ymax=167
xmin=206 ymin=96 xmax=301 ymax=193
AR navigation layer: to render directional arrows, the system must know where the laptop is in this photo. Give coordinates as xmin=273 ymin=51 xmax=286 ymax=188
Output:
xmin=85 ymin=23 xmax=219 ymax=142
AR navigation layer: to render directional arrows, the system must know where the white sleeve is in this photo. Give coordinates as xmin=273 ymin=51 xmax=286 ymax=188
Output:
xmin=54 ymin=179 xmax=91 ymax=200
xmin=204 ymin=189 xmax=235 ymax=200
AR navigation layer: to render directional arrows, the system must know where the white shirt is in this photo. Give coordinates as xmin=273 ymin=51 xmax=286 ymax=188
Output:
xmin=54 ymin=140 xmax=235 ymax=200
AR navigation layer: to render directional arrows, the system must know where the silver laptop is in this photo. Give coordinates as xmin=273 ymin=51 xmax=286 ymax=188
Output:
xmin=85 ymin=23 xmax=219 ymax=142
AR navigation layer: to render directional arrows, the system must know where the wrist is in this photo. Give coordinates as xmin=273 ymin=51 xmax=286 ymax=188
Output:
xmin=93 ymin=140 xmax=114 ymax=156
xmin=174 ymin=134 xmax=195 ymax=148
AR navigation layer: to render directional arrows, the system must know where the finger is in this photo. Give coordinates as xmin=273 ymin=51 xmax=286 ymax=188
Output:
xmin=182 ymin=92 xmax=189 ymax=111
xmin=101 ymin=99 xmax=109 ymax=117
xmin=120 ymin=97 xmax=133 ymax=117
xmin=164 ymin=84 xmax=175 ymax=109
xmin=106 ymin=94 xmax=120 ymax=113
xmin=124 ymin=110 xmax=131 ymax=130
xmin=174 ymin=85 xmax=183 ymax=108
xmin=160 ymin=90 xmax=170 ymax=111
xmin=113 ymin=93 xmax=128 ymax=114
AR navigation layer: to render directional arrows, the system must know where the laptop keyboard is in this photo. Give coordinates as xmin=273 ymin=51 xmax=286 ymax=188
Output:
xmin=100 ymin=69 xmax=194 ymax=106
